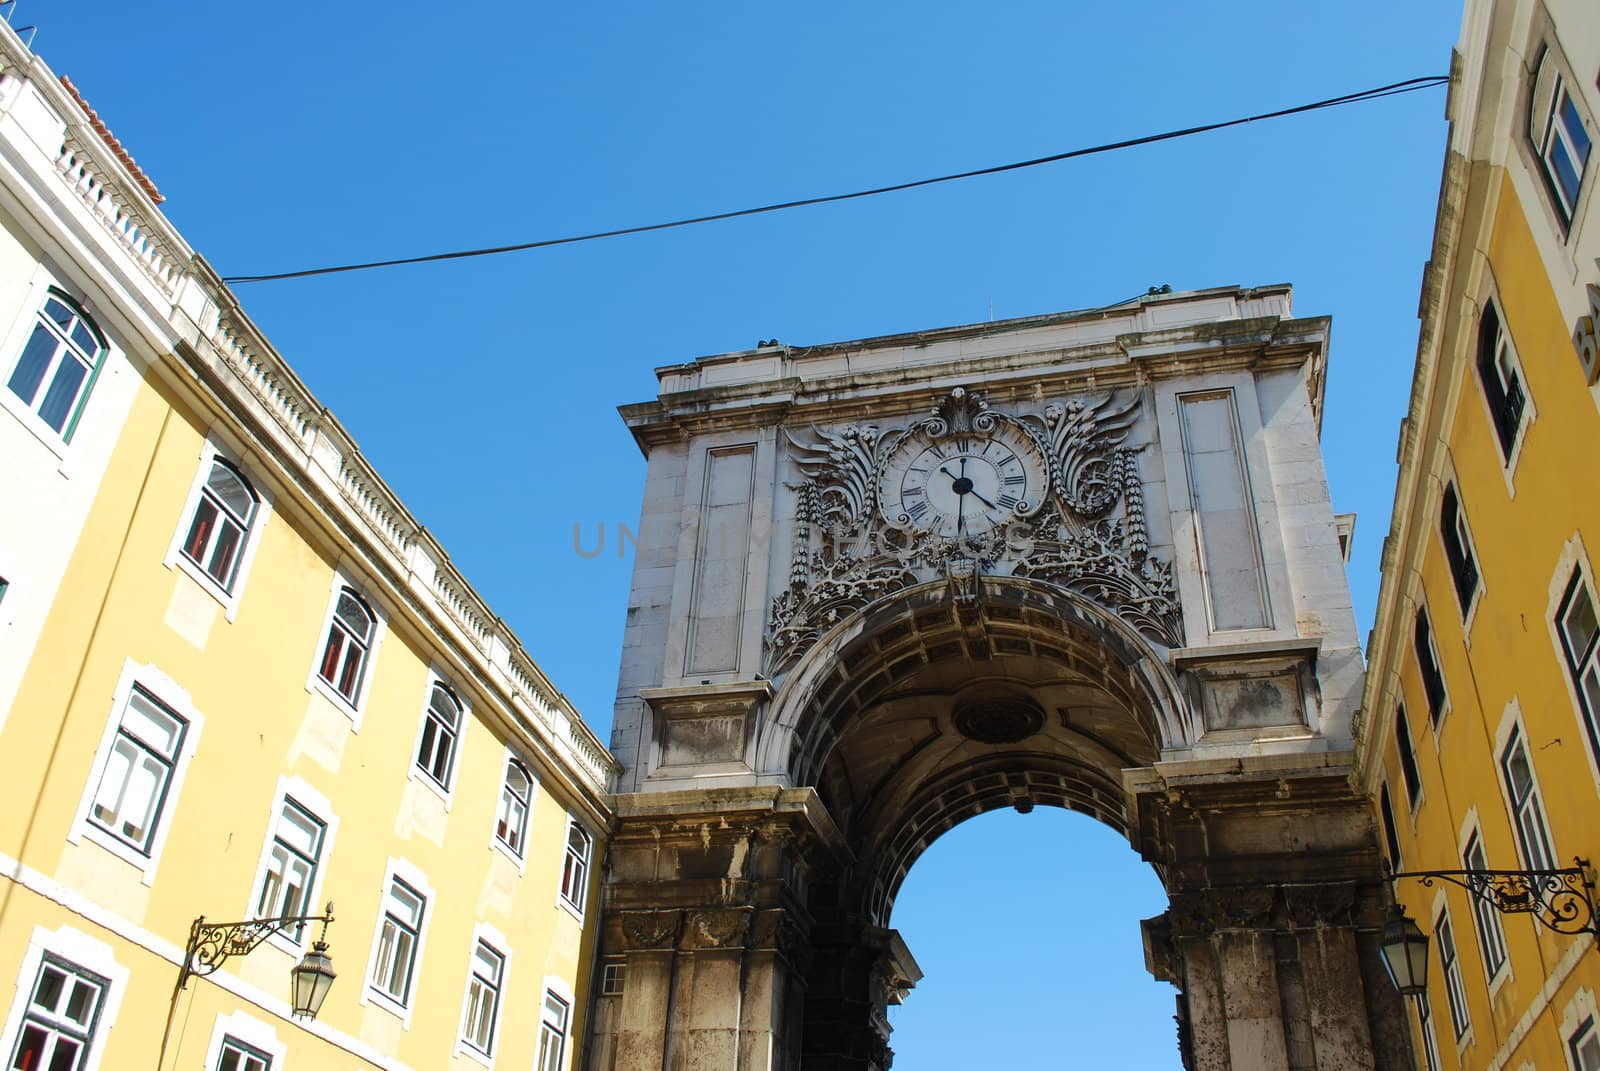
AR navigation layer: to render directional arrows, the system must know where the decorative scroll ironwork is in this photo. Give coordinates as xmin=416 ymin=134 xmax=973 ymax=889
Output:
xmin=767 ymin=387 xmax=1184 ymax=672
xmin=1390 ymin=860 xmax=1597 ymax=937
xmin=179 ymin=904 xmax=335 ymax=988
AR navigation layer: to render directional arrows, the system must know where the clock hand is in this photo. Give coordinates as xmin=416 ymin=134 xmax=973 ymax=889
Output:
xmin=968 ymin=487 xmax=999 ymax=510
xmin=939 ymin=464 xmax=960 ymax=484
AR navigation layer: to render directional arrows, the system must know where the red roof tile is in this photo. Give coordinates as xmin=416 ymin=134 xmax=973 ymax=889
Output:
xmin=57 ymin=75 xmax=164 ymax=204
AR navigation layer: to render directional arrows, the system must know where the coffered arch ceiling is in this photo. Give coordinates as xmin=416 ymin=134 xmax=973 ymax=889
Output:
xmin=759 ymin=576 xmax=1187 ymax=925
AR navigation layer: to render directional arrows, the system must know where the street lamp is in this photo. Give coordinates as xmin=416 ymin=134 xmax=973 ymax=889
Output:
xmin=1379 ymin=906 xmax=1429 ymax=997
xmin=176 ymin=903 xmax=338 ymax=1018
xmin=1379 ymin=858 xmax=1598 ymax=995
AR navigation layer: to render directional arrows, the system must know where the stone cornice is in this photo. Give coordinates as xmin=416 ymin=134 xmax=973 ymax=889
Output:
xmin=622 ymin=309 xmax=1329 ymax=453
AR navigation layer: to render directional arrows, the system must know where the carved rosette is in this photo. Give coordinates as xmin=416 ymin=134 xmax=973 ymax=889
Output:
xmin=766 ymin=387 xmax=1184 ymax=671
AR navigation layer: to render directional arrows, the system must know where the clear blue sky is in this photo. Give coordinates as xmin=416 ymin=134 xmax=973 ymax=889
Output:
xmin=44 ymin=1 xmax=1459 ymax=1065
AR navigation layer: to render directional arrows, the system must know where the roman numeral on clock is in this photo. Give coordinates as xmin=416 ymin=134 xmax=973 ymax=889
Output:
xmin=908 ymin=500 xmax=928 ymax=520
xmin=1003 ymin=474 xmax=1026 ymax=486
xmin=904 ymin=485 xmax=924 ymax=497
xmin=998 ymin=493 xmax=1020 ymax=510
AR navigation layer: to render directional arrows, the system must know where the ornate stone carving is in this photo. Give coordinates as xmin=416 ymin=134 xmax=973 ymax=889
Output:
xmin=619 ymin=909 xmax=683 ymax=951
xmin=767 ymin=387 xmax=1184 ymax=671
xmin=681 ymin=907 xmax=753 ymax=950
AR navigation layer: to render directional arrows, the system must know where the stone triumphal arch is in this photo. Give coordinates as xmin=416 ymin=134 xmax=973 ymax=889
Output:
xmin=588 ymin=287 xmax=1414 ymax=1071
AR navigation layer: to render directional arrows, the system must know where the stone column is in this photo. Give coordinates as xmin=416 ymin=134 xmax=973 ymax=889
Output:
xmin=1130 ymin=759 xmax=1417 ymax=1071
xmin=587 ymin=788 xmax=844 ymax=1071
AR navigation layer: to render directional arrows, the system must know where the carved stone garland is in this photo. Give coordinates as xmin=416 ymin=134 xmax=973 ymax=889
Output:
xmin=766 ymin=388 xmax=1184 ymax=672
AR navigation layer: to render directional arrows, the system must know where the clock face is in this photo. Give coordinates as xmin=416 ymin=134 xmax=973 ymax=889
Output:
xmin=879 ymin=425 xmax=1049 ymax=538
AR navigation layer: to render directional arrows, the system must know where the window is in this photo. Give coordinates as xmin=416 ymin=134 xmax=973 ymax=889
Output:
xmin=1463 ymin=831 xmax=1507 ymax=980
xmin=1439 ymin=484 xmax=1480 ymax=613
xmin=459 ymin=941 xmax=504 ymax=1057
xmin=1501 ymin=726 xmax=1556 ymax=871
xmin=371 ymin=877 xmax=425 ymax=1007
xmin=4 ymin=290 xmax=106 ymax=441
xmin=495 ymin=760 xmax=532 ymax=857
xmin=1557 ymin=569 xmax=1600 ymax=766
xmin=559 ymin=818 xmax=592 ymax=914
xmin=601 ymin=960 xmax=626 ymax=996
xmin=1475 ymin=299 xmax=1527 ymax=461
xmin=87 ymin=686 xmax=187 ymax=855
xmin=1414 ymin=607 xmax=1449 ymax=726
xmin=1379 ymin=783 xmax=1403 ymax=869
xmin=1418 ymin=994 xmax=1442 ymax=1071
xmin=317 ymin=587 xmax=375 ymax=706
xmin=1395 ymin=705 xmax=1422 ymax=809
xmin=217 ymin=1036 xmax=271 ymax=1071
xmin=7 ymin=956 xmax=107 ymax=1071
xmin=181 ymin=459 xmax=259 ymax=593
xmin=536 ymin=991 xmax=569 ymax=1071
xmin=415 ymin=683 xmax=462 ymax=790
xmin=1573 ymin=1015 xmax=1600 ymax=1071
xmin=254 ymin=799 xmax=325 ymax=941
xmin=1436 ymin=908 xmax=1470 ymax=1040
xmin=1535 ymin=68 xmax=1592 ymax=225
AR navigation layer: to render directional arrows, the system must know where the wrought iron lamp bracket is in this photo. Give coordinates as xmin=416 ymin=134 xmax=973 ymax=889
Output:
xmin=1388 ymin=859 xmax=1597 ymax=938
xmin=178 ymin=903 xmax=335 ymax=989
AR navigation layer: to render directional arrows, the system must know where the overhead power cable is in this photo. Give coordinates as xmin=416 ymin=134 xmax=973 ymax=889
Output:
xmin=223 ymin=75 xmax=1448 ymax=285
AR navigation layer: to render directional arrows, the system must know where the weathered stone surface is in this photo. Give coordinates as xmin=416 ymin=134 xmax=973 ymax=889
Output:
xmin=594 ymin=291 xmax=1404 ymax=1070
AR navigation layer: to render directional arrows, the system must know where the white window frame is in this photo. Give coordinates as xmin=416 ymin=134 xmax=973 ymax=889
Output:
xmin=557 ymin=815 xmax=593 ymax=919
xmin=1536 ymin=68 xmax=1592 ymax=226
xmin=1414 ymin=602 xmax=1451 ymax=730
xmin=1556 ymin=563 xmax=1600 ymax=778
xmin=1379 ymin=781 xmax=1403 ymax=870
xmin=1434 ymin=901 xmax=1472 ymax=1043
xmin=163 ymin=435 xmax=274 ymax=621
xmin=1496 ymin=707 xmax=1559 ymax=873
xmin=409 ymin=676 xmax=466 ymax=803
xmin=67 ymin=660 xmax=204 ymax=886
xmin=201 ymin=1011 xmax=285 ymax=1071
xmin=1460 ymin=822 xmax=1509 ymax=988
xmin=491 ymin=752 xmax=536 ymax=870
xmin=1561 ymin=988 xmax=1600 ymax=1071
xmin=1439 ymin=478 xmax=1483 ymax=628
xmin=361 ymin=858 xmax=434 ymax=1027
xmin=1417 ymin=993 xmax=1443 ymax=1071
xmin=306 ymin=571 xmax=386 ymax=726
xmin=536 ymin=977 xmax=575 ymax=1071
xmin=0 ymin=926 xmax=128 ymax=1071
xmin=244 ymin=777 xmax=338 ymax=955
xmin=1471 ymin=292 xmax=1533 ymax=478
xmin=0 ymin=280 xmax=113 ymax=457
xmin=600 ymin=959 xmax=626 ymax=997
xmin=455 ymin=922 xmax=511 ymax=1066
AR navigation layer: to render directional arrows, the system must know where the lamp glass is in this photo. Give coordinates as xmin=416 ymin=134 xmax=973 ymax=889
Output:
xmin=1380 ymin=910 xmax=1429 ymax=996
xmin=290 ymin=942 xmax=336 ymax=1019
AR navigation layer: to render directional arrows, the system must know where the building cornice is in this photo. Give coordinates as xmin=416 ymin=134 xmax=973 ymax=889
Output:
xmin=622 ymin=306 xmax=1330 ymax=453
xmin=0 ymin=22 xmax=616 ymax=807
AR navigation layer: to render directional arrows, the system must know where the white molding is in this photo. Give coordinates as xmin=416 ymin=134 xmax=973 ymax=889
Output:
xmin=0 ymin=924 xmax=129 ymax=1071
xmin=1492 ymin=698 xmax=1561 ymax=871
xmin=304 ymin=569 xmax=388 ymax=731
xmin=65 ymin=658 xmax=205 ymax=886
xmin=487 ymin=748 xmax=535 ymax=876
xmin=405 ymin=672 xmax=468 ymax=810
xmin=360 ymin=857 xmax=435 ymax=1029
xmin=453 ymin=920 xmax=512 ymax=1067
xmin=161 ymin=431 xmax=276 ymax=623
xmin=242 ymin=776 xmax=340 ymax=958
xmin=1546 ymin=533 xmax=1600 ymax=792
xmin=201 ymin=1009 xmax=287 ymax=1071
xmin=0 ymin=845 xmax=415 ymax=1069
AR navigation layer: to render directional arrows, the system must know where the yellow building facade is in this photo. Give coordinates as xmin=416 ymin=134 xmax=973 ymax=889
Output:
xmin=1359 ymin=2 xmax=1600 ymax=1070
xmin=0 ymin=21 xmax=614 ymax=1071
